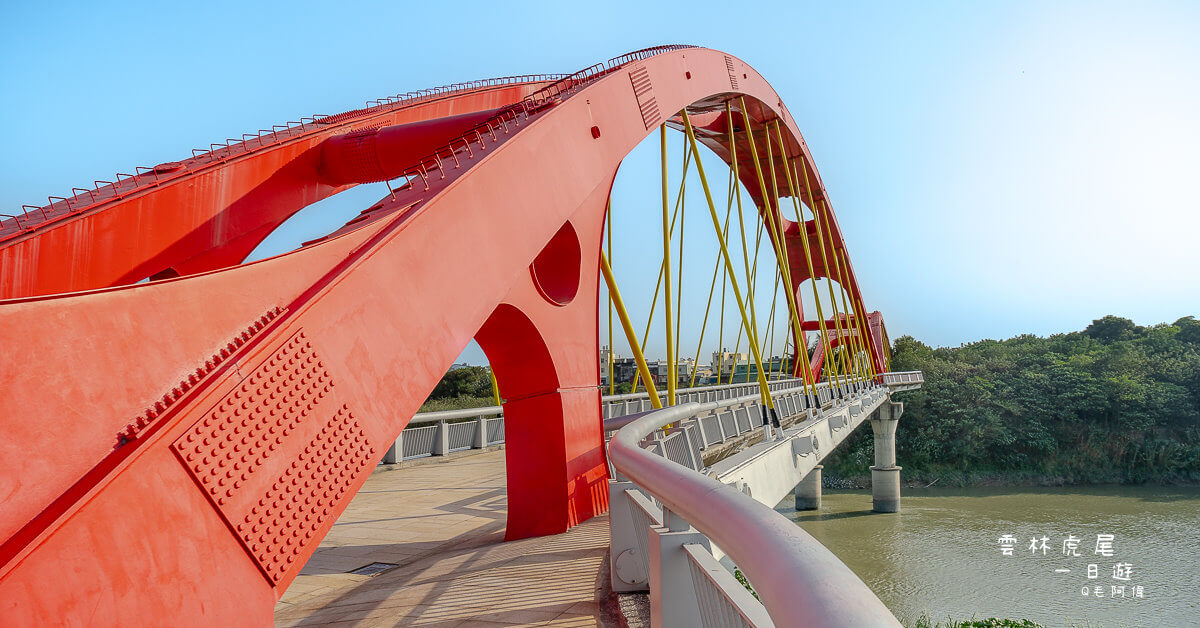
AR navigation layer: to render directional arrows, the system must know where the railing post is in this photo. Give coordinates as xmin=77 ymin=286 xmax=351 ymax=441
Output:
xmin=434 ymin=420 xmax=449 ymax=456
xmin=649 ymin=508 xmax=708 ymax=628
xmin=474 ymin=414 xmax=488 ymax=448
xmin=383 ymin=430 xmax=404 ymax=464
xmin=608 ymin=481 xmax=652 ymax=593
xmin=681 ymin=425 xmax=702 ymax=471
xmin=693 ymin=414 xmax=709 ymax=449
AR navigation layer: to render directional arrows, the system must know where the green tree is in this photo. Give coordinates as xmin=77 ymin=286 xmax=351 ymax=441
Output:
xmin=1084 ymin=315 xmax=1138 ymax=342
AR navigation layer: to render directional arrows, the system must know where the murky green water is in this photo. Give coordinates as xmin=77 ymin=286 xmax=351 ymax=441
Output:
xmin=775 ymin=486 xmax=1200 ymax=627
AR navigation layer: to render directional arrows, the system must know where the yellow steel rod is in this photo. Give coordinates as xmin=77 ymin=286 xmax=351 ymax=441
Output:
xmin=606 ymin=198 xmax=615 ymax=395
xmin=488 ymin=367 xmax=502 ymax=406
xmin=689 ymin=169 xmax=736 ymax=388
xmin=773 ymin=125 xmax=851 ymax=390
xmin=823 ymin=210 xmax=869 ymax=383
xmin=763 ymin=266 xmax=780 ymax=378
xmin=600 ymin=251 xmax=662 ymax=409
xmin=744 ymin=221 xmax=765 ymax=384
xmin=768 ymin=118 xmax=836 ymax=389
xmin=759 ymin=124 xmax=804 ymax=383
xmin=682 ymin=108 xmax=773 ymax=408
xmin=836 ymin=244 xmax=878 ymax=380
xmin=630 ymin=140 xmax=691 ymax=393
xmin=737 ymin=98 xmax=815 ymax=399
xmin=790 ymin=147 xmax=853 ymax=390
xmin=675 ymin=182 xmax=685 ymax=392
xmin=727 ymin=317 xmax=743 ymax=385
xmin=660 ymin=125 xmax=676 ymax=406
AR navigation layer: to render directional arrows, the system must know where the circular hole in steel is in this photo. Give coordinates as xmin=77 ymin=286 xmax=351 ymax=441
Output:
xmin=529 ymin=221 xmax=581 ymax=306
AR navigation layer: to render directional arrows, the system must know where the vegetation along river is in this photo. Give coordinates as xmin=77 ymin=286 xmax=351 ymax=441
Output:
xmin=776 ymin=486 xmax=1200 ymax=627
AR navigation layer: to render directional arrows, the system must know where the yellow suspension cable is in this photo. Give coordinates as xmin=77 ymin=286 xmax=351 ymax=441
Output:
xmin=689 ymin=168 xmax=737 ymax=388
xmin=606 ymin=199 xmax=615 ymax=396
xmin=822 ymin=208 xmax=870 ymax=383
xmin=630 ymin=138 xmax=691 ymax=393
xmin=600 ymin=251 xmax=662 ymax=409
xmin=772 ymin=125 xmax=852 ymax=392
xmin=716 ymin=254 xmax=728 ymax=386
xmin=660 ymin=125 xmax=676 ymax=406
xmin=758 ymin=127 xmax=804 ymax=381
xmin=744 ymin=221 xmax=765 ymax=384
xmin=675 ymin=159 xmax=686 ymax=394
xmin=836 ymin=244 xmax=878 ymax=380
xmin=489 ymin=367 xmax=502 ymax=406
xmin=681 ymin=108 xmax=774 ymax=409
xmin=736 ymin=98 xmax=816 ymax=400
xmin=760 ymin=265 xmax=780 ymax=380
xmin=768 ymin=118 xmax=836 ymax=391
xmin=789 ymin=142 xmax=854 ymax=391
xmin=727 ymin=317 xmax=743 ymax=385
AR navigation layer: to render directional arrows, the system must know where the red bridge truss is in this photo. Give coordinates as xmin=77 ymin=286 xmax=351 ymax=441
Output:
xmin=0 ymin=46 xmax=890 ymax=623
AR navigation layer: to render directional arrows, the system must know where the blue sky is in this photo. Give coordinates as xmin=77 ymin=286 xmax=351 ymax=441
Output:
xmin=3 ymin=1 xmax=1198 ymax=364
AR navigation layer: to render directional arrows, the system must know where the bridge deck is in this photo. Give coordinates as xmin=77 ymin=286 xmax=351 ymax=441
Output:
xmin=274 ymin=449 xmax=609 ymax=627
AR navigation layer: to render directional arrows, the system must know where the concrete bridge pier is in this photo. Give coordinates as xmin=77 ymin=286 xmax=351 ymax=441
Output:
xmin=870 ymin=401 xmax=903 ymax=513
xmin=794 ymin=465 xmax=822 ymax=510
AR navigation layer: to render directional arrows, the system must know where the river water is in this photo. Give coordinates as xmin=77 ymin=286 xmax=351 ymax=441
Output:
xmin=775 ymin=486 xmax=1200 ymax=627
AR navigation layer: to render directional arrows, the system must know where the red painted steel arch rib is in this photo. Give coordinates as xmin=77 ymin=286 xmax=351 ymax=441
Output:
xmin=0 ymin=47 xmax=884 ymax=623
xmin=0 ymin=80 xmax=555 ymax=300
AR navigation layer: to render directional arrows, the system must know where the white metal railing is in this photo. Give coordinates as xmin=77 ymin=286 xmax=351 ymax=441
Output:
xmin=387 ymin=377 xmax=816 ymax=462
xmin=387 ymin=373 xmax=918 ymax=462
xmin=881 ymin=371 xmax=924 ymax=386
xmin=381 ymin=406 xmax=502 ymax=463
xmin=607 ymin=387 xmax=901 ymax=627
xmin=684 ymin=544 xmax=771 ymax=628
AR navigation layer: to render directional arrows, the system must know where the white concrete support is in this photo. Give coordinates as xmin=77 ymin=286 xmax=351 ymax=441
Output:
xmin=794 ymin=464 xmax=822 ymax=511
xmin=473 ymin=415 xmax=488 ymax=448
xmin=433 ymin=420 xmax=449 ymax=456
xmin=870 ymin=401 xmax=903 ymax=513
xmin=649 ymin=510 xmax=711 ymax=628
xmin=382 ymin=432 xmax=403 ymax=464
xmin=607 ymin=480 xmax=653 ymax=592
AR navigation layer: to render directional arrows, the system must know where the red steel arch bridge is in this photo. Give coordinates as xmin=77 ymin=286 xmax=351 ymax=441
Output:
xmin=0 ymin=46 xmax=910 ymax=625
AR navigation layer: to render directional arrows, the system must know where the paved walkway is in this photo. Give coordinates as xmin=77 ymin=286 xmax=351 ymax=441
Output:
xmin=274 ymin=449 xmax=611 ymax=627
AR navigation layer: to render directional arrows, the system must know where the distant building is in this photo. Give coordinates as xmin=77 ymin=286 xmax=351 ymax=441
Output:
xmin=599 ymin=345 xmax=621 ymax=386
xmin=447 ymin=362 xmax=472 ymax=371
xmin=711 ymin=348 xmax=747 ymax=379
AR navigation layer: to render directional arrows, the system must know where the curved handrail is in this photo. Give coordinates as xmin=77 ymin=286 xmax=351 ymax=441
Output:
xmin=608 ymin=402 xmax=900 ymax=627
xmin=406 ymin=377 xmax=810 ymax=426
xmin=881 ymin=371 xmax=924 ymax=385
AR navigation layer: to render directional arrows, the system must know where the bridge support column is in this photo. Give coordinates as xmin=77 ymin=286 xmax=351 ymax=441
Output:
xmin=794 ymin=464 xmax=822 ymax=510
xmin=870 ymin=401 xmax=903 ymax=513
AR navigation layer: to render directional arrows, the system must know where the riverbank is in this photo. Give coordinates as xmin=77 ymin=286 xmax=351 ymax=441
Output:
xmin=822 ymin=468 xmax=1200 ymax=489
xmin=783 ymin=485 xmax=1200 ymax=626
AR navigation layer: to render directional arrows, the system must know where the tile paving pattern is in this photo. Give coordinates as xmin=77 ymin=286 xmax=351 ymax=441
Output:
xmin=274 ymin=450 xmax=609 ymax=627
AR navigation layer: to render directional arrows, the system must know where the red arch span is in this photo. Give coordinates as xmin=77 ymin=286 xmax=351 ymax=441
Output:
xmin=0 ymin=47 xmax=888 ymax=622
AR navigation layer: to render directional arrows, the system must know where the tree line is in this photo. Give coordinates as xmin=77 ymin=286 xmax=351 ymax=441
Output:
xmin=824 ymin=315 xmax=1200 ymax=484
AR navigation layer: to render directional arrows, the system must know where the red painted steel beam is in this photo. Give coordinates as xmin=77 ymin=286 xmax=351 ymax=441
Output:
xmin=0 ymin=82 xmax=552 ymax=300
xmin=0 ymin=46 xmax=887 ymax=623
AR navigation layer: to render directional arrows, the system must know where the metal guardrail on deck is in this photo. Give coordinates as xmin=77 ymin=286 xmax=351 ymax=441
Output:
xmin=387 ymin=377 xmax=809 ymax=462
xmin=388 ymin=372 xmax=921 ymax=625
xmin=881 ymin=371 xmax=923 ymax=385
xmin=607 ymin=384 xmax=903 ymax=627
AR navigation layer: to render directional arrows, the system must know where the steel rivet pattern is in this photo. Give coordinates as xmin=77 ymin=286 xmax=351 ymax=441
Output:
xmin=120 ymin=307 xmax=283 ymax=445
xmin=234 ymin=405 xmax=373 ymax=583
xmin=172 ymin=329 xmax=326 ymax=504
